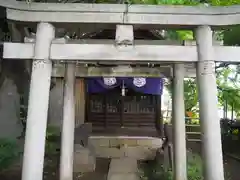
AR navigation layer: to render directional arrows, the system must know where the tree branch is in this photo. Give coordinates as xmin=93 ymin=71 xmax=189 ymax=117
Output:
xmin=215 ymin=63 xmax=231 ymax=70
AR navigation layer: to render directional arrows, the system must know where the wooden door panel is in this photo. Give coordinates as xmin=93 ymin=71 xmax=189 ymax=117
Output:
xmin=87 ymin=88 xmax=158 ymax=130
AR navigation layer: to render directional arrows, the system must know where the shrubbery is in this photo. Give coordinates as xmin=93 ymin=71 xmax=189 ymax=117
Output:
xmin=0 ymin=138 xmax=21 ymax=171
xmin=45 ymin=126 xmax=61 ymax=157
xmin=139 ymin=152 xmax=203 ymax=180
xmin=140 ymin=151 xmax=234 ymax=180
xmin=0 ymin=125 xmax=61 ymax=172
xmin=187 ymin=153 xmax=203 ymax=180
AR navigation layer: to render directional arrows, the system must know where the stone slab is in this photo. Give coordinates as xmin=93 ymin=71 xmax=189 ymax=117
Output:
xmin=89 ymin=136 xmax=163 ymax=148
xmin=108 ymin=158 xmax=138 ymax=173
xmin=122 ymin=146 xmax=156 ymax=160
xmin=94 ymin=147 xmax=124 ymax=158
xmin=108 ymin=173 xmax=139 ymax=180
xmin=89 ymin=136 xmax=163 ymax=160
xmin=107 ymin=158 xmax=139 ymax=180
xmin=73 ymin=146 xmax=96 ymax=173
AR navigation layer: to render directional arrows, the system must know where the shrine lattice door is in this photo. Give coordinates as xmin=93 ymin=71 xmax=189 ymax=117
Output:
xmin=86 ymin=88 xmax=160 ymax=133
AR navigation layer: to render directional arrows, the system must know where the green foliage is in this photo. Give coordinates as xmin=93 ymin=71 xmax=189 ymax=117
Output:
xmin=217 ymin=66 xmax=240 ymax=116
xmin=187 ymin=153 xmax=203 ymax=180
xmin=186 ymin=117 xmax=200 ymax=124
xmin=45 ymin=142 xmax=59 ymax=156
xmin=166 ymin=78 xmax=198 ymax=113
xmin=210 ymin=0 xmax=240 ymax=6
xmin=45 ymin=126 xmax=61 ymax=156
xmin=208 ymin=0 xmax=240 ymax=46
xmin=138 ymin=160 xmax=172 ymax=180
xmin=160 ymin=0 xmax=240 ymax=116
xmin=139 ymin=152 xmax=203 ymax=180
xmin=184 ymin=79 xmax=198 ymax=112
xmin=46 ymin=126 xmax=60 ymax=140
xmin=140 ymin=152 xmax=233 ymax=180
xmin=224 ymin=26 xmax=240 ymax=46
xmin=0 ymin=138 xmax=21 ymax=171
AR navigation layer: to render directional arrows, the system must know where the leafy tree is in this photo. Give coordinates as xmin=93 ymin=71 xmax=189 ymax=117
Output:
xmin=158 ymin=0 xmax=240 ymax=117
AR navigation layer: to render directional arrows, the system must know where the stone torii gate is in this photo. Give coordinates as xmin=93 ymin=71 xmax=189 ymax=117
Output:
xmin=2 ymin=1 xmax=240 ymax=180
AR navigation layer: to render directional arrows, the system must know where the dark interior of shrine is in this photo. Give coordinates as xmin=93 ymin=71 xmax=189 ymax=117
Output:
xmin=85 ymin=77 xmax=163 ymax=137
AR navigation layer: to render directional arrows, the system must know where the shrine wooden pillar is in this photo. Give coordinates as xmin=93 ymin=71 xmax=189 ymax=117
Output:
xmin=21 ymin=22 xmax=55 ymax=180
xmin=195 ymin=25 xmax=224 ymax=180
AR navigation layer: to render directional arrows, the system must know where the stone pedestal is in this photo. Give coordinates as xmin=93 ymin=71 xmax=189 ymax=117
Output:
xmin=73 ymin=145 xmax=96 ymax=173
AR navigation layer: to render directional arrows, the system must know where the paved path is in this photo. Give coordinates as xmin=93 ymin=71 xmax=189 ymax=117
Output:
xmin=107 ymin=158 xmax=139 ymax=180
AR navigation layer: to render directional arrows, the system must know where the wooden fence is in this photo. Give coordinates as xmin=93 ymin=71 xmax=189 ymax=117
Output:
xmin=166 ymin=124 xmax=201 ymax=142
xmin=185 ymin=124 xmax=201 ymax=142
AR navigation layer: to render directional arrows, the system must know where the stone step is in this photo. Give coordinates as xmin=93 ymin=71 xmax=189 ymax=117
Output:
xmin=108 ymin=158 xmax=138 ymax=173
xmin=107 ymin=158 xmax=140 ymax=180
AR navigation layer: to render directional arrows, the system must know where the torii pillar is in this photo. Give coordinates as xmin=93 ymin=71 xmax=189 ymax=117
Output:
xmin=60 ymin=63 xmax=76 ymax=180
xmin=172 ymin=63 xmax=187 ymax=180
xmin=195 ymin=25 xmax=224 ymax=180
xmin=22 ymin=22 xmax=55 ymax=180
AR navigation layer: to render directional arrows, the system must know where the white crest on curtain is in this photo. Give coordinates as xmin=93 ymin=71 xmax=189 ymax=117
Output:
xmin=133 ymin=77 xmax=146 ymax=87
xmin=103 ymin=77 xmax=117 ymax=86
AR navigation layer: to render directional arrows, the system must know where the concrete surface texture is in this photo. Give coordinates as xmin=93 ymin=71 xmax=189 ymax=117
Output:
xmin=89 ymin=136 xmax=163 ymax=160
xmin=0 ymin=78 xmax=21 ymax=138
xmin=107 ymin=158 xmax=139 ymax=180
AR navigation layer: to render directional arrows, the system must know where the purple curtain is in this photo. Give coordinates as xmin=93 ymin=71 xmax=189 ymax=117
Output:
xmin=87 ymin=77 xmax=164 ymax=95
